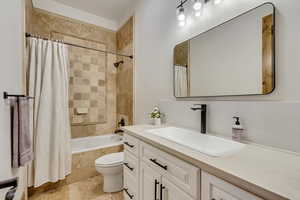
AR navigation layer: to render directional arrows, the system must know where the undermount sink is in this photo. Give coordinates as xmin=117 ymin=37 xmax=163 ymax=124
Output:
xmin=146 ymin=127 xmax=245 ymax=157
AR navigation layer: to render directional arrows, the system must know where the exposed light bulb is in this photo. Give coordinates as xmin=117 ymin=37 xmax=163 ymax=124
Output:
xmin=193 ymin=0 xmax=202 ymax=11
xmin=214 ymin=0 xmax=224 ymax=5
xmin=179 ymin=20 xmax=186 ymax=27
xmin=177 ymin=6 xmax=186 ymax=21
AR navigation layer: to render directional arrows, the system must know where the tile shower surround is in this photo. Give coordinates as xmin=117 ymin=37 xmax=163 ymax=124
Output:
xmin=116 ymin=17 xmax=134 ymax=126
xmin=29 ymin=8 xmax=133 ymax=138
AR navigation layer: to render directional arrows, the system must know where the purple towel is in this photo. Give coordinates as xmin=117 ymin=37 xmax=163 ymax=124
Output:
xmin=10 ymin=97 xmax=33 ymax=168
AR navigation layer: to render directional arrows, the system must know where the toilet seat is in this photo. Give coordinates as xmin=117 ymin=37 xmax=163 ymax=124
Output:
xmin=95 ymin=152 xmax=124 ymax=167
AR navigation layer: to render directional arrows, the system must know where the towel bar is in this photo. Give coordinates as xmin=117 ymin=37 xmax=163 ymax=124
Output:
xmin=3 ymin=92 xmax=34 ymax=100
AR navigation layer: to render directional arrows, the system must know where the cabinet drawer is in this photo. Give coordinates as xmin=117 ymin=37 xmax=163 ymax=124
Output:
xmin=140 ymin=141 xmax=200 ymax=200
xmin=124 ymin=133 xmax=140 ymax=157
xmin=124 ymin=151 xmax=139 ymax=179
xmin=202 ymin=172 xmax=264 ymax=200
xmin=124 ymin=169 xmax=138 ymax=200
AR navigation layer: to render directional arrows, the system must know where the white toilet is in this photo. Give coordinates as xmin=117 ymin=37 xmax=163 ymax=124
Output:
xmin=95 ymin=152 xmax=124 ymax=193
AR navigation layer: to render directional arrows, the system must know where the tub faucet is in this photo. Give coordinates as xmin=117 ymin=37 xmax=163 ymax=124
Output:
xmin=115 ymin=118 xmax=125 ymax=134
xmin=190 ymin=104 xmax=207 ymax=134
xmin=118 ymin=118 xmax=125 ymax=127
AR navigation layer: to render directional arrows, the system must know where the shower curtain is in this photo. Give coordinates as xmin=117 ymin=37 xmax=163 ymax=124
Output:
xmin=26 ymin=38 xmax=71 ymax=187
xmin=175 ymin=65 xmax=188 ymax=97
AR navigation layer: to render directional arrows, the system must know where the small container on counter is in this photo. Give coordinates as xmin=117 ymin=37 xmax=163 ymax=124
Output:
xmin=232 ymin=117 xmax=244 ymax=142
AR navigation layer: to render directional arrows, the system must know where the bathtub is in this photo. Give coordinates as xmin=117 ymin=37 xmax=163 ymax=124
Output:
xmin=71 ymin=134 xmax=123 ymax=154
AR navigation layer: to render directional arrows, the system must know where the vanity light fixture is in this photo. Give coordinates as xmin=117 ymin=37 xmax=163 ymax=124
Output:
xmin=177 ymin=2 xmax=187 ymax=27
xmin=193 ymin=0 xmax=203 ymax=11
xmin=176 ymin=0 xmax=224 ymax=26
xmin=193 ymin=0 xmax=203 ymax=17
xmin=177 ymin=5 xmax=186 ymax=21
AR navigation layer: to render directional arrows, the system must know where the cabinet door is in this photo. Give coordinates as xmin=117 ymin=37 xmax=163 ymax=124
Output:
xmin=124 ymin=169 xmax=138 ymax=200
xmin=161 ymin=177 xmax=194 ymax=200
xmin=140 ymin=141 xmax=200 ymax=199
xmin=202 ymin=172 xmax=264 ymax=200
xmin=140 ymin=162 xmax=161 ymax=200
xmin=124 ymin=150 xmax=139 ymax=179
xmin=124 ymin=133 xmax=140 ymax=157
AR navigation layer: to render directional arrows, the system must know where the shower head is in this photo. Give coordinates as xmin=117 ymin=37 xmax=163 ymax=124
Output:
xmin=114 ymin=61 xmax=124 ymax=68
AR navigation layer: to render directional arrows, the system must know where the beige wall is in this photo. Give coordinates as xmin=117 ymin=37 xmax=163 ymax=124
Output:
xmin=28 ymin=8 xmax=118 ymax=138
xmin=116 ymin=17 xmax=134 ymax=126
xmin=25 ymin=0 xmax=34 ymax=33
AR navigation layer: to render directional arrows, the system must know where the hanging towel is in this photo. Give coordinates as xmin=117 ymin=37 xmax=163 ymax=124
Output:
xmin=10 ymin=98 xmax=19 ymax=168
xmin=11 ymin=97 xmax=33 ymax=168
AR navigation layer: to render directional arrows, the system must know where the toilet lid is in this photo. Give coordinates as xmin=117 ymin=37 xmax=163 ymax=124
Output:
xmin=95 ymin=152 xmax=124 ymax=167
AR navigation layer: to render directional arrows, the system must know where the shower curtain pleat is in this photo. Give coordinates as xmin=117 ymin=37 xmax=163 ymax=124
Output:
xmin=26 ymin=38 xmax=71 ymax=187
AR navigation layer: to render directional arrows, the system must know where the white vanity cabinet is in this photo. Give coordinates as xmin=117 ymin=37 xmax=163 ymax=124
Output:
xmin=139 ymin=162 xmax=161 ymax=200
xmin=123 ymin=169 xmax=138 ymax=200
xmin=123 ymin=133 xmax=200 ymax=200
xmin=123 ymin=134 xmax=140 ymax=200
xmin=201 ymin=172 xmax=264 ymax=200
xmin=162 ymin=177 xmax=195 ymax=200
xmin=123 ymin=132 xmax=264 ymax=200
xmin=139 ymin=141 xmax=200 ymax=199
xmin=124 ymin=133 xmax=140 ymax=157
xmin=139 ymin=160 xmax=196 ymax=200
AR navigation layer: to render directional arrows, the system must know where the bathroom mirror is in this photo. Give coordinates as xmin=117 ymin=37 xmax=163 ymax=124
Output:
xmin=174 ymin=3 xmax=275 ymax=97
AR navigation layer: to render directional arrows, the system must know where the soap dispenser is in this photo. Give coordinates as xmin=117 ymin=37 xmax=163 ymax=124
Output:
xmin=232 ymin=117 xmax=244 ymax=142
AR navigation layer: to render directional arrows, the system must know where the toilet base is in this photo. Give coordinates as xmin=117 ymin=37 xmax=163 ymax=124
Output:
xmin=103 ymin=172 xmax=123 ymax=193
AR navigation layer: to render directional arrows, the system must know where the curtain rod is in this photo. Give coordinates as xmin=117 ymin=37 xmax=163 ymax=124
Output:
xmin=25 ymin=33 xmax=133 ymax=59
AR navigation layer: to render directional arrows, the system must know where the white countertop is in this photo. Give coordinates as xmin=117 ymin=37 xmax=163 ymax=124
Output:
xmin=123 ymin=125 xmax=300 ymax=200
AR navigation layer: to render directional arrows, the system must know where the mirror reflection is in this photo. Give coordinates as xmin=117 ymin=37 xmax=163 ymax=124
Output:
xmin=174 ymin=3 xmax=275 ymax=97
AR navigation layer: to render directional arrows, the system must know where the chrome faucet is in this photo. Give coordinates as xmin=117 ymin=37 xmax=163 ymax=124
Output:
xmin=190 ymin=104 xmax=207 ymax=134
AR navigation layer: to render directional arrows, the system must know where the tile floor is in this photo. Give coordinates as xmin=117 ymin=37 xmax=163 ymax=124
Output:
xmin=29 ymin=176 xmax=123 ymax=200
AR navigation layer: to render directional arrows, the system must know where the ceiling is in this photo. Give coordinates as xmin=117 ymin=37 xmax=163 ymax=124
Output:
xmin=53 ymin=0 xmax=137 ymax=23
